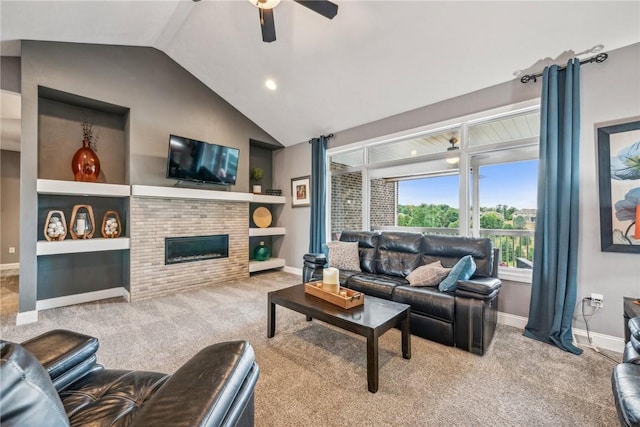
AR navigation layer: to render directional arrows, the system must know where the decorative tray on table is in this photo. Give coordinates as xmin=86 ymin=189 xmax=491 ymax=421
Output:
xmin=304 ymin=282 xmax=364 ymax=309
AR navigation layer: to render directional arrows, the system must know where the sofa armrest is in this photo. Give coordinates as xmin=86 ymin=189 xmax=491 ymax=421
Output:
xmin=455 ymin=278 xmax=502 ymax=300
xmin=21 ymin=329 xmax=101 ymax=391
xmin=130 ymin=340 xmax=259 ymax=427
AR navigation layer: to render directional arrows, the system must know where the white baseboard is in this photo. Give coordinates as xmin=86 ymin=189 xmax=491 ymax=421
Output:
xmin=283 ymin=266 xmax=302 ymax=276
xmin=36 ymin=287 xmax=129 ymax=311
xmin=0 ymin=263 xmax=19 ymax=271
xmin=16 ymin=310 xmax=38 ymax=325
xmin=497 ymin=311 xmax=625 ymax=353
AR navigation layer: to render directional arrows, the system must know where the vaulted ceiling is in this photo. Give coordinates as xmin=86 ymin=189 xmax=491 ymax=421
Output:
xmin=1 ymin=1 xmax=639 ymax=146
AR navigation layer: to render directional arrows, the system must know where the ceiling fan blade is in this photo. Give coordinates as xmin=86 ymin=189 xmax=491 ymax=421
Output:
xmin=293 ymin=0 xmax=338 ymax=19
xmin=260 ymin=8 xmax=276 ymax=43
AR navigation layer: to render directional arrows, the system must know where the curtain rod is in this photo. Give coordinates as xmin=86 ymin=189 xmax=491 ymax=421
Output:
xmin=519 ymin=52 xmax=608 ymax=84
xmin=308 ymin=133 xmax=334 ymax=143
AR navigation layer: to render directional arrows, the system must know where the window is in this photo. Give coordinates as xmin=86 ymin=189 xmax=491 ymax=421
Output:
xmin=327 ymin=102 xmax=540 ymax=282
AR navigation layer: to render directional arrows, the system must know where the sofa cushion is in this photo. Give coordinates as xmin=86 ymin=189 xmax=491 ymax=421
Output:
xmin=0 ymin=341 xmax=70 ymax=427
xmin=375 ymin=232 xmax=422 ymax=277
xmin=326 ymin=241 xmax=361 ymax=272
xmin=422 ymin=235 xmax=493 ymax=278
xmin=392 ymin=286 xmax=455 ymax=322
xmin=406 ymin=261 xmax=451 ymax=287
xmin=439 ymin=255 xmax=476 ymax=292
xmin=611 ymin=363 xmax=640 ymax=427
xmin=346 ymin=273 xmax=407 ymax=299
xmin=340 ymin=231 xmax=379 ymax=273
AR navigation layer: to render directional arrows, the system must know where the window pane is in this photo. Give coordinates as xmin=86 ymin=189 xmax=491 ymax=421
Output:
xmin=476 ymin=160 xmax=538 ymax=268
xmin=395 ymin=174 xmax=460 ymax=234
xmin=368 ymin=129 xmax=460 ymax=165
xmin=330 ymin=171 xmax=362 ymax=240
xmin=469 ymin=111 xmax=540 ymax=147
xmin=330 ymin=150 xmax=363 ymax=172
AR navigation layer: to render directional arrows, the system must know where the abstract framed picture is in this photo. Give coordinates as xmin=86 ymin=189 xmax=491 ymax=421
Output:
xmin=597 ymin=117 xmax=640 ymax=253
xmin=291 ymin=175 xmax=311 ymax=208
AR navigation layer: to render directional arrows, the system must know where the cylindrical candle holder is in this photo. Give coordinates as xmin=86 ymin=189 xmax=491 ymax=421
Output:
xmin=323 ymin=267 xmax=340 ymax=294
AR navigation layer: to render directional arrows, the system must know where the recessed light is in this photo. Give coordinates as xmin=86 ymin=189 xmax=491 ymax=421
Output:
xmin=265 ymin=79 xmax=277 ymax=90
xmin=410 ymin=150 xmax=417 ymax=156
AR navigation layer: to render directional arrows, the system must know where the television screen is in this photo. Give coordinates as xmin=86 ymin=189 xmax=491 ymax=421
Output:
xmin=166 ymin=135 xmax=239 ymax=186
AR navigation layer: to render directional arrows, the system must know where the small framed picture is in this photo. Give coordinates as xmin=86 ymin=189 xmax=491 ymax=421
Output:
xmin=291 ymin=176 xmax=311 ymax=208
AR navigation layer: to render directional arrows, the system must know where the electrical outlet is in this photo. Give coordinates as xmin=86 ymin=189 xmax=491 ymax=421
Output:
xmin=8 ymin=247 xmax=15 ymax=254
xmin=591 ymin=293 xmax=604 ymax=308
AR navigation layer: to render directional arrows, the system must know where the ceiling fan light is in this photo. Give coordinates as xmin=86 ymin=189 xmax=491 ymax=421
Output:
xmin=250 ymin=0 xmax=281 ymax=9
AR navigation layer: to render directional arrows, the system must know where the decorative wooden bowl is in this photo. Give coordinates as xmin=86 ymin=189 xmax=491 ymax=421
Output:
xmin=44 ymin=210 xmax=67 ymax=241
xmin=252 ymin=206 xmax=272 ymax=228
xmin=69 ymin=204 xmax=95 ymax=239
xmin=101 ymin=210 xmax=122 ymax=238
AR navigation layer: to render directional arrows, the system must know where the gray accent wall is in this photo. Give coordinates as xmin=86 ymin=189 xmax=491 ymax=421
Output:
xmin=19 ymin=41 xmax=280 ymax=313
xmin=274 ymin=42 xmax=640 ymax=339
xmin=1 ymin=150 xmax=20 ymax=264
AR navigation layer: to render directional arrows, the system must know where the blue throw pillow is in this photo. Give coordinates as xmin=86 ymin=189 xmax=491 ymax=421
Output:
xmin=438 ymin=255 xmax=476 ymax=292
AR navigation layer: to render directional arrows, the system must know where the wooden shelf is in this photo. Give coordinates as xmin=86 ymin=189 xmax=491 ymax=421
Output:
xmin=249 ymin=227 xmax=286 ymax=237
xmin=37 ymin=179 xmax=130 ymax=197
xmin=37 ymin=237 xmax=130 ymax=256
xmin=249 ymin=257 xmax=286 ymax=273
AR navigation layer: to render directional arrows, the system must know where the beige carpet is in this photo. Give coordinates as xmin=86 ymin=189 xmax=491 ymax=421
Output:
xmin=0 ymin=271 xmax=620 ymax=426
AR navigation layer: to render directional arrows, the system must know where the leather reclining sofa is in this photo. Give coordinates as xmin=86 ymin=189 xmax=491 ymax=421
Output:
xmin=612 ymin=316 xmax=640 ymax=426
xmin=305 ymin=231 xmax=502 ymax=355
xmin=1 ymin=329 xmax=259 ymax=427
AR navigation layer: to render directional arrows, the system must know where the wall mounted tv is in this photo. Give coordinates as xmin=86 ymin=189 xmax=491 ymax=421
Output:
xmin=166 ymin=135 xmax=240 ymax=186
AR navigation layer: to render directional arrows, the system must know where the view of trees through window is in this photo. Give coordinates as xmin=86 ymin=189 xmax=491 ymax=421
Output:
xmin=397 ymin=160 xmax=538 ymax=268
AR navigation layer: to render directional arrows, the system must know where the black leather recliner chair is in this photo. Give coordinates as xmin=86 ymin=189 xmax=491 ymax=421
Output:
xmin=1 ymin=329 xmax=259 ymax=427
xmin=612 ymin=316 xmax=640 ymax=427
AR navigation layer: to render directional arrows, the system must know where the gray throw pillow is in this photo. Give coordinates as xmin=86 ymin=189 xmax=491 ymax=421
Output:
xmin=326 ymin=241 xmax=362 ymax=272
xmin=407 ymin=261 xmax=451 ymax=287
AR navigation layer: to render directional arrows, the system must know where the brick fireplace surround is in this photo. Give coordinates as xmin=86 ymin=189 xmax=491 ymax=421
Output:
xmin=130 ymin=197 xmax=249 ymax=300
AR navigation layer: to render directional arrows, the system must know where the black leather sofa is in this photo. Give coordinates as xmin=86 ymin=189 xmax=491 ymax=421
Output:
xmin=612 ymin=316 xmax=640 ymax=426
xmin=305 ymin=231 xmax=502 ymax=355
xmin=1 ymin=329 xmax=259 ymax=427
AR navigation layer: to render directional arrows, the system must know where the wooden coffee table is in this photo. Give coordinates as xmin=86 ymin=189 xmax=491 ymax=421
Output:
xmin=267 ymin=284 xmax=411 ymax=393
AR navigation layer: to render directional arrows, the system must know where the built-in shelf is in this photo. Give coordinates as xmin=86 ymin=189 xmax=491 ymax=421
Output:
xmin=37 ymin=179 xmax=130 ymax=197
xmin=251 ymin=194 xmax=286 ymax=204
xmin=249 ymin=257 xmax=286 ymax=273
xmin=37 ymin=237 xmax=130 ymax=256
xmin=249 ymin=227 xmax=286 ymax=237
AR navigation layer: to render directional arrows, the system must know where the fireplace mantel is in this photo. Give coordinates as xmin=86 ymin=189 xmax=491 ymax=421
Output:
xmin=131 ymin=185 xmax=285 ymax=204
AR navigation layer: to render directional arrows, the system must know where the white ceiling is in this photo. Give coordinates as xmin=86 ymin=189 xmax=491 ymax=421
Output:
xmin=1 ymin=1 xmax=639 ymax=147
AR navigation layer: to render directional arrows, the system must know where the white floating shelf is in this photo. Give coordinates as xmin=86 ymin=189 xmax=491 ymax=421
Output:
xmin=249 ymin=257 xmax=286 ymax=273
xmin=37 ymin=179 xmax=130 ymax=197
xmin=37 ymin=237 xmax=130 ymax=256
xmin=250 ymin=194 xmax=286 ymax=204
xmin=249 ymin=227 xmax=286 ymax=237
xmin=132 ymin=185 xmax=254 ymax=202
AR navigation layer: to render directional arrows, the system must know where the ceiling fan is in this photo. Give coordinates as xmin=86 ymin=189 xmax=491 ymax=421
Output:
xmin=193 ymin=0 xmax=339 ymax=43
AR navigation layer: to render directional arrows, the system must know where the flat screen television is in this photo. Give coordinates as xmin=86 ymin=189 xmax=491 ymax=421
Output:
xmin=166 ymin=135 xmax=239 ymax=186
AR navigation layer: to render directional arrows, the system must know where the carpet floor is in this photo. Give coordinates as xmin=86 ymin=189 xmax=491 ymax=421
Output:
xmin=0 ymin=271 xmax=621 ymax=426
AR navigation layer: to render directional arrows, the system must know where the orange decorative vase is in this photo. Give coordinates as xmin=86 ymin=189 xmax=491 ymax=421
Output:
xmin=71 ymin=139 xmax=100 ymax=182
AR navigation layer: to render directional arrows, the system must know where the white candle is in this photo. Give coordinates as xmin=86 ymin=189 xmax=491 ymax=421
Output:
xmin=76 ymin=219 xmax=86 ymax=235
xmin=323 ymin=267 xmax=340 ymax=293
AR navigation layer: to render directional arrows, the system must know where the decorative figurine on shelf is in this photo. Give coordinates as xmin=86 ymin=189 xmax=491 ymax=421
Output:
xmin=69 ymin=205 xmax=95 ymax=240
xmin=44 ymin=210 xmax=67 ymax=241
xmin=254 ymin=241 xmax=270 ymax=261
xmin=101 ymin=211 xmax=122 ymax=238
xmin=71 ymin=120 xmax=101 ymax=182
xmin=250 ymin=167 xmax=264 ymax=194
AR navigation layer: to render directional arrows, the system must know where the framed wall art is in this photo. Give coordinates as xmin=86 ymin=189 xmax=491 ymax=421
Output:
xmin=291 ymin=176 xmax=311 ymax=208
xmin=597 ymin=117 xmax=640 ymax=253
